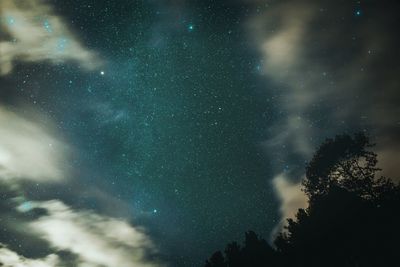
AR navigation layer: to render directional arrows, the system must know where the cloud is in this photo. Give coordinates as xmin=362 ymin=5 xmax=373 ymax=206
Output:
xmin=0 ymin=244 xmax=60 ymax=267
xmin=0 ymin=106 xmax=68 ymax=183
xmin=271 ymin=174 xmax=308 ymax=235
xmin=376 ymin=139 xmax=400 ymax=182
xmin=248 ymin=0 xmax=400 ymax=231
xmin=250 ymin=0 xmax=400 ymax=159
xmin=0 ymin=106 xmax=163 ymax=267
xmin=250 ymin=2 xmax=322 ymax=159
xmin=22 ymin=200 xmax=162 ymax=267
xmin=0 ymin=0 xmax=101 ymax=75
xmin=0 ymin=196 xmax=164 ymax=267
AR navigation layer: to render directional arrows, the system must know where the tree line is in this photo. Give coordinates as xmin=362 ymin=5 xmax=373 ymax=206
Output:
xmin=204 ymin=133 xmax=400 ymax=267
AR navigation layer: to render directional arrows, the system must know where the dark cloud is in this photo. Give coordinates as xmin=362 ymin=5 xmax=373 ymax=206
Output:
xmin=247 ymin=0 xmax=400 ymax=226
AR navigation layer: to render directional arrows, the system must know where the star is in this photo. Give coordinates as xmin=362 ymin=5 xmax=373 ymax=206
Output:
xmin=188 ymin=24 xmax=194 ymax=31
xmin=100 ymin=71 xmax=105 ymax=75
xmin=153 ymin=209 xmax=158 ymax=214
xmin=355 ymin=10 xmax=362 ymax=16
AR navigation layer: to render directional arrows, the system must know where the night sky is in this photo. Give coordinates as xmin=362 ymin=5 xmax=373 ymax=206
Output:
xmin=0 ymin=0 xmax=399 ymax=266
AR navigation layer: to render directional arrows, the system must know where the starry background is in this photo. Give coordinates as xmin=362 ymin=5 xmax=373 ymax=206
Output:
xmin=0 ymin=0 xmax=399 ymax=266
xmin=48 ymin=1 xmax=276 ymax=264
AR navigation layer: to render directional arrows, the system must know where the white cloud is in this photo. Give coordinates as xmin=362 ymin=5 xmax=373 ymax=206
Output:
xmin=0 ymin=198 xmax=165 ymax=267
xmin=0 ymin=106 xmax=163 ymax=266
xmin=0 ymin=2 xmax=162 ymax=264
xmin=271 ymin=174 xmax=308 ymax=234
xmin=261 ymin=8 xmax=311 ymax=79
xmin=249 ymin=3 xmax=320 ymax=159
xmin=0 ymin=244 xmax=60 ymax=267
xmin=26 ymin=200 xmax=163 ymax=267
xmin=0 ymin=107 xmax=68 ymax=182
xmin=0 ymin=0 xmax=101 ymax=75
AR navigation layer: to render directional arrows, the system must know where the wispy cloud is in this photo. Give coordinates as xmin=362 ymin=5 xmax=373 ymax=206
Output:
xmin=0 ymin=197 xmax=164 ymax=266
xmin=0 ymin=108 xmax=163 ymax=267
xmin=0 ymin=107 xmax=68 ymax=183
xmin=21 ymin=200 xmax=162 ymax=267
xmin=248 ymin=0 xmax=400 ymax=230
xmin=0 ymin=244 xmax=60 ymax=267
xmin=0 ymin=0 xmax=102 ymax=75
xmin=271 ymin=174 xmax=307 ymax=235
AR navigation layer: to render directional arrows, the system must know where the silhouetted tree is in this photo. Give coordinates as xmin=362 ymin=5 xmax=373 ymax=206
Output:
xmin=276 ymin=133 xmax=400 ymax=266
xmin=224 ymin=242 xmax=242 ymax=267
xmin=242 ymin=231 xmax=277 ymax=267
xmin=204 ymin=231 xmax=278 ymax=267
xmin=205 ymin=251 xmax=226 ymax=267
xmin=205 ymin=133 xmax=400 ymax=267
xmin=303 ymin=133 xmax=383 ymax=199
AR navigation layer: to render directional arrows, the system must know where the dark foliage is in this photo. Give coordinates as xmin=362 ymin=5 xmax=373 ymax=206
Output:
xmin=204 ymin=133 xmax=400 ymax=267
xmin=303 ymin=133 xmax=382 ymax=199
xmin=204 ymin=231 xmax=278 ymax=267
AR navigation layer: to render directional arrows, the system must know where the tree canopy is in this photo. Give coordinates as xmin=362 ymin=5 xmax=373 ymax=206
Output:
xmin=204 ymin=133 xmax=400 ymax=267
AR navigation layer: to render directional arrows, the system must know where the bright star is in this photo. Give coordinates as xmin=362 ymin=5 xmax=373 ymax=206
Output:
xmin=355 ymin=10 xmax=362 ymax=16
xmin=188 ymin=24 xmax=194 ymax=31
xmin=100 ymin=71 xmax=105 ymax=75
xmin=153 ymin=209 xmax=157 ymax=213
